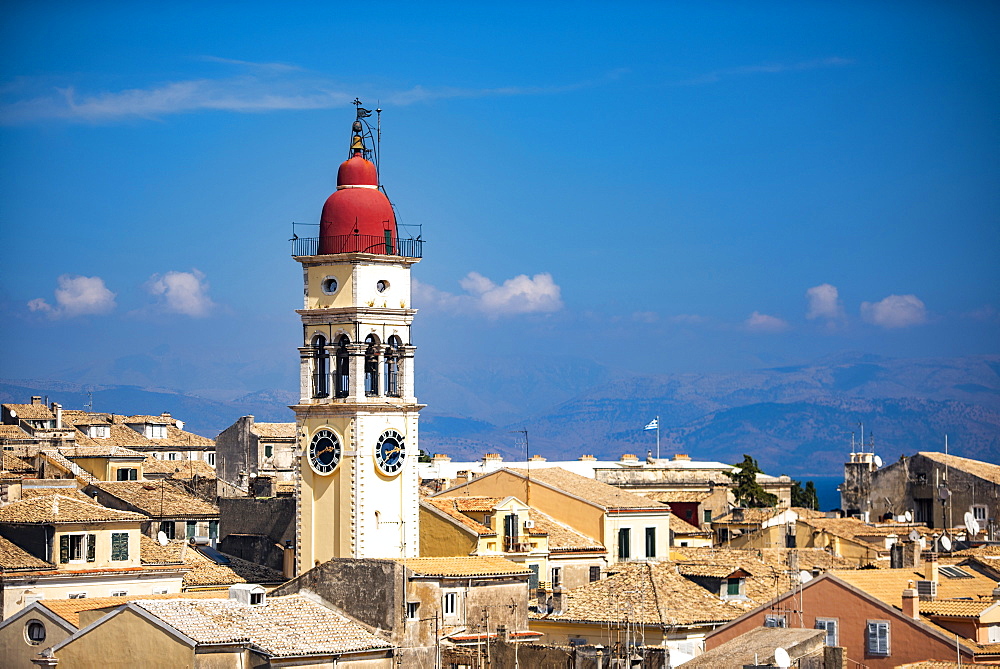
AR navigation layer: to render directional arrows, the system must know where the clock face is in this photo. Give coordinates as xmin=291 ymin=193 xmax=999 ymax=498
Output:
xmin=375 ymin=430 xmax=405 ymax=476
xmin=309 ymin=429 xmax=342 ymax=475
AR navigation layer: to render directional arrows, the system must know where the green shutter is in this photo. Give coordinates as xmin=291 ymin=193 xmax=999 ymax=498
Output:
xmin=111 ymin=532 xmax=129 ymax=561
xmin=59 ymin=535 xmax=69 ymax=563
xmin=186 ymin=521 xmax=197 ymax=539
xmin=86 ymin=534 xmax=96 ymax=562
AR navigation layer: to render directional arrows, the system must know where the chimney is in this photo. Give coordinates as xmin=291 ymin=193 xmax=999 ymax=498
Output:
xmin=902 ymin=582 xmax=919 ymax=619
xmin=672 ymin=454 xmax=691 ymax=461
xmin=282 ymin=540 xmax=295 ymax=579
xmin=578 ymin=455 xmax=596 ymax=461
xmin=431 ymin=454 xmax=451 ymax=463
xmin=620 ymin=453 xmax=638 ymax=463
xmin=903 ymin=540 xmax=922 ymax=569
xmin=992 ymin=585 xmax=1000 ymax=602
xmin=530 ymin=455 xmax=546 ymax=462
xmin=925 ymin=552 xmax=939 ymax=584
xmin=51 ymin=403 xmax=62 ymax=429
xmin=483 ymin=453 xmax=503 ymax=462
xmin=31 ymin=396 xmax=42 ymax=405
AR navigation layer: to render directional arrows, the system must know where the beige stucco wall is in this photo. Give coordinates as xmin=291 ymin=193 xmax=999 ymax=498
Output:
xmin=3 ymin=572 xmax=184 ymax=621
xmin=603 ymin=511 xmax=672 ymax=562
xmin=418 ymin=505 xmax=478 ymax=557
xmin=54 ymin=607 xmax=194 ymax=669
xmin=53 ymin=522 xmax=142 ymax=570
xmin=0 ymin=608 xmax=75 ymax=669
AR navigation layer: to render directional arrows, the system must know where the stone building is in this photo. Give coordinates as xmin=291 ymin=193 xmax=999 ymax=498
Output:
xmin=841 ymin=451 xmax=1000 ymax=535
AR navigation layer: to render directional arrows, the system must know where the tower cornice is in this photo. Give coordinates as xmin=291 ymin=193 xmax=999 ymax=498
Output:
xmin=295 ymin=253 xmax=421 ymax=267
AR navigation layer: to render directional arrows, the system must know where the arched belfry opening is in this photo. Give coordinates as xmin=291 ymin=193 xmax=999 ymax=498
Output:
xmin=364 ymin=334 xmax=381 ymax=396
xmin=335 ymin=335 xmax=351 ymax=398
xmin=384 ymin=335 xmax=402 ymax=398
xmin=312 ymin=335 xmax=329 ymax=398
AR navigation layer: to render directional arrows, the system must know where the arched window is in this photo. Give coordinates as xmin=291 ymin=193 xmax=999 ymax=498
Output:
xmin=335 ymin=335 xmax=350 ymax=398
xmin=385 ymin=335 xmax=402 ymax=397
xmin=364 ymin=334 xmax=380 ymax=396
xmin=312 ymin=335 xmax=329 ymax=398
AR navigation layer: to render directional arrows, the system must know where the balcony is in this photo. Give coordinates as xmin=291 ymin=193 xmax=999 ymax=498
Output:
xmin=292 ymin=234 xmax=422 ymax=258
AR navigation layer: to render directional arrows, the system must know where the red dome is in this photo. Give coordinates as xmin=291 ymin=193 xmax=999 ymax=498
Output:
xmin=337 ymin=154 xmax=378 ymax=187
xmin=319 ymin=152 xmax=398 ymax=254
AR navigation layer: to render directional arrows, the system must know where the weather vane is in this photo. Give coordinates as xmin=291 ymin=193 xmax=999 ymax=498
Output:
xmin=353 ymin=97 xmax=371 ymax=119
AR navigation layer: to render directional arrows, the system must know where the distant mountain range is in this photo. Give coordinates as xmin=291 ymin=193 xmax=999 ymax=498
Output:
xmin=4 ymin=352 xmax=998 ymax=478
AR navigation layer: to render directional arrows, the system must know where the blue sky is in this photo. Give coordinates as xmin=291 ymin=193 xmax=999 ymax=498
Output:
xmin=1 ymin=1 xmax=997 ymax=401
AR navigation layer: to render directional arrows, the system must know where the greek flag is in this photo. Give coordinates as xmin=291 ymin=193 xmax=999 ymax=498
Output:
xmin=644 ymin=418 xmax=658 ymax=431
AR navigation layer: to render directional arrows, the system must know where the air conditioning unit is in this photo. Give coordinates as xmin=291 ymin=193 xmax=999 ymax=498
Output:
xmin=916 ymin=580 xmax=937 ymax=599
xmin=524 ymin=520 xmax=535 ymax=529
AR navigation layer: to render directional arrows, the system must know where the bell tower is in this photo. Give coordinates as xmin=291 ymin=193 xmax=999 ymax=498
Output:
xmin=291 ymin=105 xmax=422 ymax=573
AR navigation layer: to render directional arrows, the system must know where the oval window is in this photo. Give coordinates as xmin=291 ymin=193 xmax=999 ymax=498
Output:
xmin=26 ymin=620 xmax=46 ymax=645
xmin=321 ymin=277 xmax=339 ymax=295
xmin=376 ymin=280 xmax=389 ymax=293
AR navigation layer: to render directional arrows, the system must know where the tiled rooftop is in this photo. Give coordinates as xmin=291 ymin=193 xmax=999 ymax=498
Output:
xmin=250 ymin=422 xmax=296 ymax=439
xmin=715 ymin=506 xmax=827 ymax=524
xmin=0 ymin=425 xmax=34 ymax=440
xmin=422 ymin=498 xmax=495 ymax=536
xmin=133 ymin=595 xmax=393 ymax=657
xmin=392 ymin=556 xmax=531 ymax=577
xmin=147 ymin=426 xmax=215 ymax=448
xmin=91 ymin=481 xmax=219 ymax=517
xmin=3 ymin=403 xmax=56 ymax=420
xmin=503 ymin=468 xmax=666 ymax=511
xmin=0 ymin=494 xmax=147 ymax=524
xmin=20 ymin=487 xmax=98 ymax=504
xmin=1 ymin=452 xmax=35 ymax=473
xmin=41 ymin=591 xmax=222 ymax=626
xmin=640 ymin=490 xmax=713 ymax=504
xmin=142 ymin=456 xmax=217 ymax=479
xmin=0 ymin=535 xmax=53 ymax=570
xmin=920 ymin=599 xmax=997 ymax=618
xmin=831 ymin=562 xmax=1000 ymax=608
xmin=60 ymin=441 xmax=147 ymax=458
xmin=137 ymin=536 xmax=285 ymax=586
xmin=535 ymin=562 xmax=743 ymax=626
xmin=671 ymin=514 xmax=709 ymax=535
xmin=528 ymin=509 xmax=604 ymax=552
xmin=684 ymin=627 xmax=826 ymax=668
xmin=919 ymin=452 xmax=1000 ymax=486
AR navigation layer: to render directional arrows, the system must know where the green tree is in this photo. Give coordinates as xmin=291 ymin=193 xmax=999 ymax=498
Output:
xmin=725 ymin=455 xmax=778 ymax=508
xmin=791 ymin=480 xmax=820 ymax=510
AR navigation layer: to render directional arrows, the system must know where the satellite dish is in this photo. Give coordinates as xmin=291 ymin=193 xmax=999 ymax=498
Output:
xmin=8 ymin=409 xmax=16 ymax=418
xmin=873 ymin=455 xmax=883 ymax=468
xmin=909 ymin=529 xmax=921 ymax=543
xmin=799 ymin=570 xmax=813 ymax=584
xmin=157 ymin=531 xmax=169 ymax=547
xmin=904 ymin=510 xmax=912 ymax=522
xmin=939 ymin=487 xmax=951 ymax=501
xmin=965 ymin=512 xmax=980 ymax=536
xmin=941 ymin=535 xmax=952 ymax=552
xmin=774 ymin=647 xmax=791 ymax=668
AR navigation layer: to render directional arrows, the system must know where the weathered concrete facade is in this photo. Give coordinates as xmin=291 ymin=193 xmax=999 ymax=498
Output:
xmin=841 ymin=451 xmax=1000 ymax=534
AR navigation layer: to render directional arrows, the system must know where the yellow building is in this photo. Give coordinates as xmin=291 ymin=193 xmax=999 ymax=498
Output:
xmin=292 ymin=109 xmax=423 ymax=571
xmin=420 ymin=495 xmax=608 ymax=594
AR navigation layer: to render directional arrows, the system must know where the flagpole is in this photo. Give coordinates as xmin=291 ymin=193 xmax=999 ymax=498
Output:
xmin=656 ymin=415 xmax=660 ymax=460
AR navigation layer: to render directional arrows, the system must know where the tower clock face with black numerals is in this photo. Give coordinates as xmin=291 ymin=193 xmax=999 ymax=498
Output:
xmin=374 ymin=430 xmax=405 ymax=476
xmin=309 ymin=429 xmax=342 ymax=475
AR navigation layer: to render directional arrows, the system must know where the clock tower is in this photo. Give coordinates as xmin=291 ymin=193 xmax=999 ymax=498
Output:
xmin=291 ymin=107 xmax=422 ymax=573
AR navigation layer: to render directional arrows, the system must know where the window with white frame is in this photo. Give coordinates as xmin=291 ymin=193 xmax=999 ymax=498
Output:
xmin=443 ymin=591 xmax=458 ymax=616
xmin=111 ymin=590 xmax=127 ymax=597
xmin=146 ymin=424 xmax=168 ymax=439
xmin=167 ymin=452 xmax=180 ymax=461
xmin=68 ymin=593 xmax=86 ymax=600
xmin=25 ymin=620 xmax=46 ymax=645
xmin=866 ymin=620 xmax=890 ymax=655
xmin=152 ymin=587 xmax=169 ymax=595
xmin=989 ymin=625 xmax=1000 ymax=643
xmin=816 ymin=618 xmax=838 ymax=646
xmin=87 ymin=425 xmax=110 ymax=439
xmin=207 ymin=452 xmax=216 ymax=466
xmin=407 ymin=602 xmax=419 ymax=620
xmin=764 ymin=614 xmax=787 ymax=628
xmin=973 ymin=505 xmax=988 ymax=522
xmin=60 ymin=533 xmax=95 ymax=563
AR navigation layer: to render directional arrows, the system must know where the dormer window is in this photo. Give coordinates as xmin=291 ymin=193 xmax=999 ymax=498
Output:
xmin=723 ymin=577 xmax=745 ymax=600
xmin=146 ymin=424 xmax=167 ymax=439
xmin=88 ymin=425 xmax=110 ymax=439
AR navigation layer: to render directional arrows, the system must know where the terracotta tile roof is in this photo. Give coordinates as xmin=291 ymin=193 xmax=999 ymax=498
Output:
xmin=920 ymin=599 xmax=997 ymax=618
xmin=62 ymin=411 xmax=111 ymax=426
xmin=137 ymin=535 xmax=284 ymax=586
xmin=2 ymin=452 xmax=35 ymax=473
xmin=831 ymin=562 xmax=1000 ymax=608
xmin=800 ymin=517 xmax=899 ymax=547
xmin=38 ymin=450 xmax=98 ymax=483
xmin=122 ymin=415 xmax=173 ymax=425
xmin=0 ymin=425 xmax=34 ymax=439
xmin=535 ymin=562 xmax=743 ymax=626
xmin=139 ymin=534 xmax=185 ymax=564
xmin=919 ymin=452 xmax=1000 ymax=486
xmin=676 ymin=563 xmax=745 ymax=578
xmin=662 ymin=548 xmax=795 ymax=607
xmin=504 ymin=468 xmax=665 ymax=511
xmin=422 ymin=499 xmax=495 ymax=536
xmin=528 ymin=510 xmax=604 ymax=552
xmin=146 ymin=426 xmax=215 ymax=449
xmin=0 ymin=494 xmax=147 ymax=524
xmin=3 ymin=403 xmax=56 ymax=420
xmin=715 ymin=506 xmax=827 ymax=524
xmin=450 ymin=496 xmax=508 ymax=512
xmin=683 ymin=626 xmax=826 ymax=668
xmin=91 ymin=481 xmax=219 ymax=517
xmin=392 ymin=556 xmax=531 ymax=577
xmin=59 ymin=441 xmax=147 ymax=458
xmin=640 ymin=490 xmax=712 ymax=504
xmin=133 ymin=595 xmax=393 ymax=656
xmin=671 ymin=514 xmax=709 ymax=535
xmin=20 ymin=487 xmax=98 ymax=504
xmin=753 ymin=547 xmax=858 ymax=572
xmin=142 ymin=456 xmax=217 ymax=479
xmin=250 ymin=423 xmax=296 ymax=439
xmin=0 ymin=535 xmax=53 ymax=570
xmin=41 ymin=591 xmax=222 ymax=627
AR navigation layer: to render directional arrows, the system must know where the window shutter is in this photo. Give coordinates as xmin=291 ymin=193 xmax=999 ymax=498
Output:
xmin=86 ymin=534 xmax=96 ymax=562
xmin=59 ymin=535 xmax=69 ymax=563
xmin=111 ymin=532 xmax=129 ymax=561
xmin=867 ymin=621 xmax=889 ymax=655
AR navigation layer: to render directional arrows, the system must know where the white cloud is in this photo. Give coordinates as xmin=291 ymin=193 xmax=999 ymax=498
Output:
xmin=806 ymin=283 xmax=845 ymax=322
xmin=681 ymin=57 xmax=854 ymax=85
xmin=744 ymin=311 xmax=790 ymax=333
xmin=145 ymin=270 xmax=216 ymax=317
xmin=0 ymin=61 xmax=627 ymax=125
xmin=415 ymin=272 xmax=563 ymax=317
xmin=860 ymin=294 xmax=928 ymax=329
xmin=28 ymin=275 xmax=116 ymax=318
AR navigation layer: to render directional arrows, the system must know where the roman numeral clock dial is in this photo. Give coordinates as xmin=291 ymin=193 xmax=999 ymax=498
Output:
xmin=308 ymin=429 xmax=342 ymax=475
xmin=375 ymin=430 xmax=405 ymax=476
